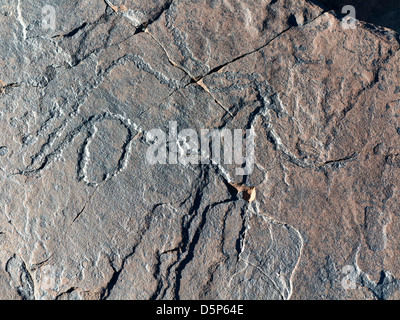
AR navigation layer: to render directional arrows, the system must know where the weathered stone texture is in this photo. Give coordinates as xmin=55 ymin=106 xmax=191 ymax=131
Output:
xmin=0 ymin=0 xmax=400 ymax=300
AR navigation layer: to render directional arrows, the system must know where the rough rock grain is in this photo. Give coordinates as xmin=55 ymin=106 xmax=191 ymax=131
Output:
xmin=1 ymin=0 xmax=400 ymax=300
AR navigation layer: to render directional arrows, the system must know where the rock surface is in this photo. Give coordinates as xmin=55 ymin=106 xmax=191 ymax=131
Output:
xmin=0 ymin=0 xmax=400 ymax=300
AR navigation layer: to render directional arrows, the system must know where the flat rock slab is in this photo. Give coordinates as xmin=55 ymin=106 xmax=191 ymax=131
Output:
xmin=0 ymin=0 xmax=400 ymax=300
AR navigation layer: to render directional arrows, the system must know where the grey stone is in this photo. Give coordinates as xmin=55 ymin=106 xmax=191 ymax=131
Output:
xmin=1 ymin=0 xmax=400 ymax=300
